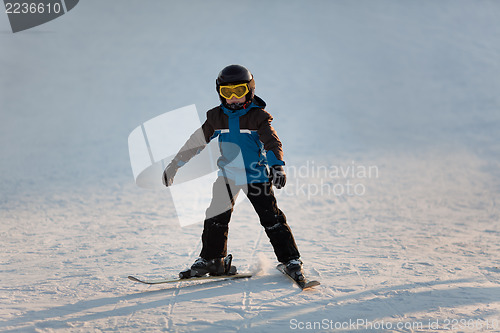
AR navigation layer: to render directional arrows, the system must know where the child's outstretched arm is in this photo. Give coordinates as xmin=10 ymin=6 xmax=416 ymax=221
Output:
xmin=162 ymin=120 xmax=215 ymax=187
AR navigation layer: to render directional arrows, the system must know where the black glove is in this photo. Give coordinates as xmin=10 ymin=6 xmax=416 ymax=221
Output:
xmin=162 ymin=159 xmax=181 ymax=187
xmin=270 ymin=165 xmax=286 ymax=189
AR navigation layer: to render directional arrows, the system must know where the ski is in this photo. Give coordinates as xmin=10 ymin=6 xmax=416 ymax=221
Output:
xmin=128 ymin=273 xmax=252 ymax=285
xmin=276 ymin=263 xmax=320 ymax=290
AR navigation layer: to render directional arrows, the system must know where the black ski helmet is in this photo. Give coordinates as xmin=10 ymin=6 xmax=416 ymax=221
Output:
xmin=216 ymin=64 xmax=255 ymax=110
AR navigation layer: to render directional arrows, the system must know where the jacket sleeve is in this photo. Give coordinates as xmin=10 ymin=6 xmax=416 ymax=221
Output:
xmin=257 ymin=111 xmax=285 ymax=166
xmin=172 ymin=119 xmax=215 ymax=165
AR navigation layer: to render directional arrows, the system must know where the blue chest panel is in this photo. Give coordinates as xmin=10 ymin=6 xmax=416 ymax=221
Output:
xmin=214 ymin=106 xmax=269 ymax=185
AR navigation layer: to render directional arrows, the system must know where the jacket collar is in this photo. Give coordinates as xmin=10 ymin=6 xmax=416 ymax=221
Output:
xmin=220 ymin=95 xmax=266 ymax=117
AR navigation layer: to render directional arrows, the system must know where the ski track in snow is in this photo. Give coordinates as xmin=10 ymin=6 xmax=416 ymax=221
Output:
xmin=2 ymin=0 xmax=500 ymax=332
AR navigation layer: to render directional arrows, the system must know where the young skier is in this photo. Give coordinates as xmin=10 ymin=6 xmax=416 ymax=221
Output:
xmin=162 ymin=64 xmax=303 ymax=280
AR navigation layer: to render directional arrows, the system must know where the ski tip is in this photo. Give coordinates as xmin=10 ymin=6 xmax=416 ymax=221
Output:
xmin=128 ymin=276 xmax=142 ymax=283
xmin=303 ymin=280 xmax=321 ymax=290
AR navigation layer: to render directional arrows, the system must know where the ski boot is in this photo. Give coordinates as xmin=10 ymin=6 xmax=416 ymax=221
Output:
xmin=284 ymin=258 xmax=305 ymax=282
xmin=179 ymin=254 xmax=237 ymax=279
xmin=277 ymin=258 xmax=320 ymax=289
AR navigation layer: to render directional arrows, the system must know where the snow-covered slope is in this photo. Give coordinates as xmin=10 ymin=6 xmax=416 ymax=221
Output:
xmin=1 ymin=1 xmax=500 ymax=332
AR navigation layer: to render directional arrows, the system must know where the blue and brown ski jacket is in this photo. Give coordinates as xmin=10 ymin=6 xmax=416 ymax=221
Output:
xmin=174 ymin=96 xmax=285 ymax=185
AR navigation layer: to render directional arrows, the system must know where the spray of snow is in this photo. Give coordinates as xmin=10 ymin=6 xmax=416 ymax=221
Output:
xmin=250 ymin=253 xmax=275 ymax=276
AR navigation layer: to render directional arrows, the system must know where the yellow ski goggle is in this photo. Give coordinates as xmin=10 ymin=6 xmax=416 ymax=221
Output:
xmin=219 ymin=83 xmax=249 ymax=100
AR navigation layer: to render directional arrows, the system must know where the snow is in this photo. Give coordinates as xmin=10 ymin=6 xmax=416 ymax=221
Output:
xmin=1 ymin=0 xmax=500 ymax=332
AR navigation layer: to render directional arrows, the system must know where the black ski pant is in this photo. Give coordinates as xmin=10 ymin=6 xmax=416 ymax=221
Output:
xmin=200 ymin=177 xmax=300 ymax=263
